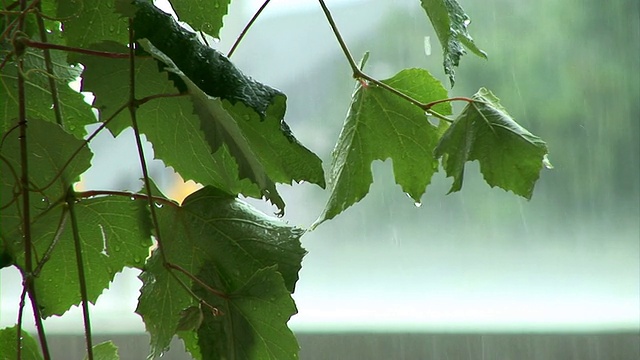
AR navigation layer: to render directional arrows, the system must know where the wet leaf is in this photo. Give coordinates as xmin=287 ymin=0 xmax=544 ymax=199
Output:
xmin=0 ymin=326 xmax=43 ymax=360
xmin=434 ymin=87 xmax=549 ymax=198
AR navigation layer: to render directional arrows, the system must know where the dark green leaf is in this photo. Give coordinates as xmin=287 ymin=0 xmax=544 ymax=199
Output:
xmin=11 ymin=196 xmax=152 ymax=317
xmin=434 ymin=87 xmax=549 ymax=199
xmin=195 ymin=266 xmax=300 ymax=360
xmin=171 ymin=0 xmax=231 ymax=38
xmin=137 ymin=186 xmax=305 ymax=358
xmin=315 ymin=69 xmax=451 ymax=226
xmin=420 ymin=0 xmax=487 ymax=86
xmin=0 ymin=326 xmax=43 ymax=360
xmin=86 ymin=341 xmax=120 ymax=360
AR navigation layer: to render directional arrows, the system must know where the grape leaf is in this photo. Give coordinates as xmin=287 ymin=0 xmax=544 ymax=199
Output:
xmin=420 ymin=0 xmax=487 ymax=86
xmin=315 ymin=68 xmax=451 ymax=226
xmin=434 ymin=87 xmax=549 ymax=199
xmin=0 ymin=47 xmax=96 ymax=138
xmin=0 ymin=119 xmax=92 ymax=244
xmin=194 ymin=266 xmax=299 ymax=360
xmin=86 ymin=341 xmax=120 ymax=360
xmin=10 ymin=196 xmax=152 ymax=317
xmin=0 ymin=326 xmax=43 ymax=360
xmin=134 ymin=37 xmax=325 ymax=213
xmin=75 ymin=42 xmax=260 ymax=198
xmin=170 ymin=0 xmax=231 ymax=38
xmin=137 ymin=186 xmax=305 ymax=358
xmin=57 ymin=0 xmax=129 ymax=48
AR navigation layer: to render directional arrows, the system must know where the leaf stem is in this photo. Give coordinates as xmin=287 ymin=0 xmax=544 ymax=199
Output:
xmin=16 ymin=286 xmax=28 ymax=360
xmin=65 ymin=188 xmax=94 ymax=360
xmin=228 ymin=0 xmax=271 ymax=58
xmin=166 ymin=262 xmax=228 ymax=299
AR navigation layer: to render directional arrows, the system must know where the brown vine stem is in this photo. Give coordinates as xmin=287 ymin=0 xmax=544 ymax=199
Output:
xmin=228 ymin=0 xmax=271 ymax=57
xmin=76 ymin=190 xmax=179 ymax=208
xmin=35 ymin=9 xmax=62 ymax=127
xmin=127 ymin=18 xmax=170 ymax=265
xmin=16 ymin=286 xmax=28 ymax=360
xmin=166 ymin=263 xmax=229 ymax=300
xmin=66 ymin=188 xmax=94 ymax=360
xmin=0 ymin=0 xmax=39 ymax=43
xmin=16 ymin=0 xmax=50 ymax=357
xmin=19 ymin=38 xmax=130 ymax=58
xmin=317 ymin=0 xmax=471 ymax=122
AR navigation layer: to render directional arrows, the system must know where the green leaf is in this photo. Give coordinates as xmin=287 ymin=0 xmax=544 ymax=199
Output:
xmin=135 ymin=36 xmax=324 ymax=213
xmin=315 ymin=69 xmax=451 ymax=226
xmin=137 ymin=186 xmax=305 ymax=358
xmin=0 ymin=47 xmax=96 ymax=138
xmin=0 ymin=119 xmax=92 ymax=244
xmin=85 ymin=341 xmax=120 ymax=360
xmin=0 ymin=326 xmax=43 ymax=360
xmin=434 ymin=87 xmax=549 ymax=199
xmin=75 ymin=41 xmax=260 ymax=198
xmin=170 ymin=0 xmax=230 ymax=38
xmin=57 ymin=0 xmax=129 ymax=48
xmin=420 ymin=0 xmax=487 ymax=86
xmin=195 ymin=266 xmax=300 ymax=360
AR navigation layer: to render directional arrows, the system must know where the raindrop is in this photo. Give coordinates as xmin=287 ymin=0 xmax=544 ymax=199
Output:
xmin=109 ymin=25 xmax=115 ymax=32
xmin=134 ymin=256 xmax=141 ymax=263
xmin=154 ymin=202 xmax=163 ymax=208
xmin=114 ymin=245 xmax=121 ymax=252
xmin=414 ymin=202 xmax=422 ymax=208
xmin=463 ymin=19 xmax=471 ymax=27
xmin=543 ymin=154 xmax=554 ymax=169
xmin=243 ymin=114 xmax=251 ymax=121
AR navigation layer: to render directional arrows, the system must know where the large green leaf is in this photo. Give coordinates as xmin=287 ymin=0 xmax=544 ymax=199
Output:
xmin=137 ymin=186 xmax=305 ymax=359
xmin=12 ymin=196 xmax=152 ymax=317
xmin=0 ymin=119 xmax=92 ymax=244
xmin=75 ymin=42 xmax=260 ymax=198
xmin=57 ymin=0 xmax=129 ymax=48
xmin=0 ymin=326 xmax=43 ymax=360
xmin=194 ymin=266 xmax=299 ymax=360
xmin=0 ymin=47 xmax=96 ymax=138
xmin=420 ymin=0 xmax=487 ymax=86
xmin=315 ymin=68 xmax=451 ymax=226
xmin=170 ymin=0 xmax=231 ymax=38
xmin=434 ymin=87 xmax=549 ymax=199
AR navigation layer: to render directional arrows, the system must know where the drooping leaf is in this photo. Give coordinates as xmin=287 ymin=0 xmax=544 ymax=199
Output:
xmin=420 ymin=0 xmax=487 ymax=86
xmin=57 ymin=0 xmax=129 ymax=48
xmin=434 ymin=87 xmax=549 ymax=199
xmin=194 ymin=266 xmax=300 ymax=360
xmin=137 ymin=186 xmax=305 ymax=359
xmin=0 ymin=47 xmax=96 ymax=138
xmin=85 ymin=341 xmax=120 ymax=360
xmin=315 ymin=68 xmax=451 ymax=226
xmin=0 ymin=326 xmax=43 ymax=360
xmin=0 ymin=119 xmax=92 ymax=244
xmin=10 ymin=195 xmax=152 ymax=317
xmin=75 ymin=41 xmax=260 ymax=199
xmin=170 ymin=0 xmax=231 ymax=38
xmin=131 ymin=22 xmax=324 ymax=212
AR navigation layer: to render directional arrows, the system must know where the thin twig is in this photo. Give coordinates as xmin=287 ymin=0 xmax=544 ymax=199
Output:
xmin=66 ymin=188 xmax=94 ymax=360
xmin=35 ymin=10 xmax=62 ymax=127
xmin=16 ymin=286 xmax=28 ymax=360
xmin=19 ymin=38 xmax=130 ymax=58
xmin=227 ymin=0 xmax=271 ymax=58
xmin=76 ymin=189 xmax=178 ymax=208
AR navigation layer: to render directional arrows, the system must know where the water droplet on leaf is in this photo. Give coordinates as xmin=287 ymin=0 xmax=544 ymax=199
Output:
xmin=414 ymin=202 xmax=422 ymax=208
